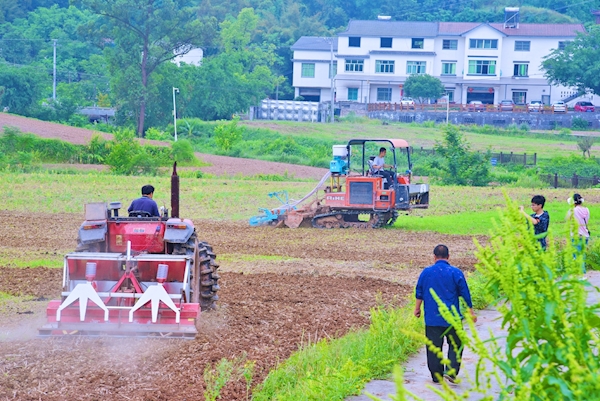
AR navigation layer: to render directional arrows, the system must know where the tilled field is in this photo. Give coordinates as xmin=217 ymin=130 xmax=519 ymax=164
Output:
xmin=0 ymin=210 xmax=480 ymax=401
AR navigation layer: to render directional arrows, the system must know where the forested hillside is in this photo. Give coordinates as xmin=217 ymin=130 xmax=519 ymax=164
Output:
xmin=0 ymin=0 xmax=597 ymax=133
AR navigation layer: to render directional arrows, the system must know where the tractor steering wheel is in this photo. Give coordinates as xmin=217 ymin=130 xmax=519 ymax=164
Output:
xmin=129 ymin=210 xmax=152 ymax=217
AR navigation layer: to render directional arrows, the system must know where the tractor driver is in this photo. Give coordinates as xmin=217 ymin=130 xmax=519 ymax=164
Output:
xmin=128 ymin=185 xmax=160 ymax=217
xmin=372 ymin=147 xmax=395 ymax=189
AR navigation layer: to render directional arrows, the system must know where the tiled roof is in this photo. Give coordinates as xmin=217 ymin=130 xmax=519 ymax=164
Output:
xmin=339 ymin=20 xmax=438 ymax=37
xmin=438 ymin=22 xmax=585 ymax=37
xmin=291 ymin=36 xmax=338 ymax=51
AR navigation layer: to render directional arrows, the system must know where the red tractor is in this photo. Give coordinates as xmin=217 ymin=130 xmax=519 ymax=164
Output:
xmin=250 ymin=138 xmax=429 ymax=229
xmin=39 ymin=164 xmax=219 ymax=339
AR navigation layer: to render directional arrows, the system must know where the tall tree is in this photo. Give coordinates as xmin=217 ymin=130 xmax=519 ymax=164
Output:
xmin=543 ymin=26 xmax=600 ymax=97
xmin=403 ymin=74 xmax=445 ymax=104
xmin=74 ymin=0 xmax=217 ymax=135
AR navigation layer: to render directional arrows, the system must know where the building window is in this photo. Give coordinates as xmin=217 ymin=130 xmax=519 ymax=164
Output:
xmin=329 ymin=61 xmax=338 ymax=78
xmin=301 ymin=63 xmax=315 ymax=78
xmin=349 ymin=37 xmax=361 ymax=47
xmin=345 ymin=59 xmax=364 ymax=72
xmin=468 ymin=60 xmax=496 ymax=75
xmin=442 ymin=40 xmax=458 ymax=50
xmin=348 ymin=88 xmax=358 ymax=101
xmin=512 ymin=91 xmax=527 ymax=104
xmin=380 ymin=37 xmax=392 ymax=48
xmin=375 ymin=60 xmax=395 ymax=73
xmin=412 ymin=38 xmax=424 ymax=49
xmin=558 ymin=41 xmax=570 ymax=50
xmin=441 ymin=62 xmax=456 ymax=75
xmin=515 ymin=41 xmax=530 ymax=51
xmin=406 ymin=61 xmax=426 ymax=74
xmin=469 ymin=39 xmax=498 ymax=49
xmin=445 ymin=90 xmax=454 ymax=102
xmin=513 ymin=63 xmax=528 ymax=77
xmin=377 ymin=88 xmax=392 ymax=102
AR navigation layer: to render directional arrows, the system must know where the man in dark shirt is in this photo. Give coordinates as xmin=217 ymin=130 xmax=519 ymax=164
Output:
xmin=414 ymin=244 xmax=477 ymax=385
xmin=520 ymin=194 xmax=550 ymax=250
xmin=128 ymin=185 xmax=160 ymax=217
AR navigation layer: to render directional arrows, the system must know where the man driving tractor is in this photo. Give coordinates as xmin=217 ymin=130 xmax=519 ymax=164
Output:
xmin=128 ymin=184 xmax=160 ymax=217
xmin=372 ymin=147 xmax=395 ymax=189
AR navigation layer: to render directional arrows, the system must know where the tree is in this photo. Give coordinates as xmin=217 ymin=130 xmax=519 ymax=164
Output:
xmin=577 ymin=136 xmax=594 ymax=158
xmin=74 ymin=0 xmax=217 ymax=136
xmin=543 ymin=26 xmax=600 ymax=96
xmin=0 ymin=64 xmax=47 ymax=114
xmin=177 ymin=8 xmax=279 ymax=121
xmin=403 ymin=74 xmax=445 ymax=104
xmin=432 ymin=124 xmax=491 ymax=186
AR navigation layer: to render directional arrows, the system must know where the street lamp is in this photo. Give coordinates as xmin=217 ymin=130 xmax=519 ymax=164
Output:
xmin=172 ymin=87 xmax=179 ymax=141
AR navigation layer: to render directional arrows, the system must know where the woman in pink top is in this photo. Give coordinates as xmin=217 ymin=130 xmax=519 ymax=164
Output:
xmin=571 ymin=193 xmax=591 ymax=241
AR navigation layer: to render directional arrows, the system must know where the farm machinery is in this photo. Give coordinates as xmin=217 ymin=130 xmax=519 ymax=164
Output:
xmin=38 ymin=163 xmax=220 ymax=339
xmin=250 ymin=139 xmax=429 ymax=229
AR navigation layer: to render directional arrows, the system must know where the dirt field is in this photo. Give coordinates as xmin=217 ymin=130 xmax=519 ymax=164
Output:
xmin=0 ymin=210 xmax=480 ymax=401
xmin=0 ymin=114 xmax=481 ymax=400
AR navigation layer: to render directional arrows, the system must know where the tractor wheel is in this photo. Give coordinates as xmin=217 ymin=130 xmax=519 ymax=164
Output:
xmin=197 ymin=240 xmax=220 ymax=311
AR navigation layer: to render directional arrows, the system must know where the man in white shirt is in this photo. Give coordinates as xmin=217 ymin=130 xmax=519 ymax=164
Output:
xmin=372 ymin=147 xmax=394 ymax=189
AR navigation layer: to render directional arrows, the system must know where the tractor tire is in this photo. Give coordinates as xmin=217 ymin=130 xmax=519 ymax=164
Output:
xmin=197 ymin=241 xmax=220 ymax=311
xmin=178 ymin=234 xmax=220 ymax=311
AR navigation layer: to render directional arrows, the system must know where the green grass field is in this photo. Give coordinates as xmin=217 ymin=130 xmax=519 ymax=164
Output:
xmin=241 ymin=120 xmax=590 ymax=159
xmin=3 ymin=170 xmax=596 ymax=237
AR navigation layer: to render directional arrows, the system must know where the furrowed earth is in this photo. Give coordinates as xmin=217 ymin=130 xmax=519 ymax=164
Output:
xmin=0 ymin=114 xmax=481 ymax=400
xmin=0 ymin=211 xmax=480 ymax=401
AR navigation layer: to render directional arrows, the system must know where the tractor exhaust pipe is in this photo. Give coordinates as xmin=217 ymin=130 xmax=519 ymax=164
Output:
xmin=171 ymin=162 xmax=179 ymax=218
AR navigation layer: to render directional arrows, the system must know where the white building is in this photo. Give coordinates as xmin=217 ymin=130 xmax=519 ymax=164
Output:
xmin=291 ymin=11 xmax=586 ymax=106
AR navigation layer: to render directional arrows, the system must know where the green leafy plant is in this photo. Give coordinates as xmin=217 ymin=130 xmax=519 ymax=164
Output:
xmin=203 ymin=358 xmax=236 ymax=401
xmin=214 ymin=117 xmax=244 ymax=152
xmin=431 ymin=124 xmax=491 ymax=186
xmin=572 ymin=117 xmax=590 ymax=131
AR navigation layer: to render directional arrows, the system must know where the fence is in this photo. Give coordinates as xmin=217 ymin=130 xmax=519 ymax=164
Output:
xmin=542 ymin=173 xmax=600 ymax=189
xmin=368 ymin=102 xmax=572 ymax=114
xmin=404 ymin=147 xmax=537 ymax=166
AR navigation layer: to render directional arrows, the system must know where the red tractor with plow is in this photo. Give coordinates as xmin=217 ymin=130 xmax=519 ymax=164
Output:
xmin=39 ymin=164 xmax=219 ymax=339
xmin=250 ymin=138 xmax=429 ymax=229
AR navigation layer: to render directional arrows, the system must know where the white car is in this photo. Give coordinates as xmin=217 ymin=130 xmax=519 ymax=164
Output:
xmin=528 ymin=100 xmax=543 ymax=112
xmin=400 ymin=97 xmax=415 ymax=107
xmin=552 ymin=101 xmax=567 ymax=113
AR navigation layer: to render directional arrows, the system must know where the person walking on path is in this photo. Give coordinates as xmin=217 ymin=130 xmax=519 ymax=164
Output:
xmin=414 ymin=244 xmax=477 ymax=385
xmin=520 ymin=194 xmax=550 ymax=250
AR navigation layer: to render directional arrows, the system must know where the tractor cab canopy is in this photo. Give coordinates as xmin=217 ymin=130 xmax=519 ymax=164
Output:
xmin=346 ymin=138 xmax=412 ymax=177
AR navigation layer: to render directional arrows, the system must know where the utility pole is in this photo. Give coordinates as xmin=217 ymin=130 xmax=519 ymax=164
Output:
xmin=329 ymin=38 xmax=335 ymax=123
xmin=172 ymin=87 xmax=179 ymax=141
xmin=52 ymin=39 xmax=57 ymax=101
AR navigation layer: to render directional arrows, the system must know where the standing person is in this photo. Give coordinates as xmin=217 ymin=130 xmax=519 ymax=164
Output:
xmin=520 ymin=195 xmax=550 ymax=250
xmin=128 ymin=184 xmax=160 ymax=217
xmin=414 ymin=244 xmax=477 ymax=385
xmin=372 ymin=147 xmax=394 ymax=189
xmin=567 ymin=193 xmax=591 ymax=255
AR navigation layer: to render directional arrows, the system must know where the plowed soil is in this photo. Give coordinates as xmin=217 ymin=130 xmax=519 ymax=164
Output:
xmin=0 ymin=210 xmax=480 ymax=401
xmin=0 ymin=114 xmax=481 ymax=400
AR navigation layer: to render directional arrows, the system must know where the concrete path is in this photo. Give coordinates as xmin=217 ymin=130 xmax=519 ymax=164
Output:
xmin=348 ymin=271 xmax=600 ymax=401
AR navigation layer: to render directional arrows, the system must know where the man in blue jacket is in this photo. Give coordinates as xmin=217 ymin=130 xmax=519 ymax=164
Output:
xmin=414 ymin=244 xmax=477 ymax=384
xmin=128 ymin=185 xmax=160 ymax=217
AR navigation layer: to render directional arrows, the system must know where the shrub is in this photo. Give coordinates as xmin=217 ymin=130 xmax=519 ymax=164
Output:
xmin=572 ymin=117 xmax=590 ymax=131
xmin=214 ymin=117 xmax=243 ymax=152
xmin=171 ymin=139 xmax=197 ymax=165
xmin=145 ymin=127 xmax=172 ymax=141
xmin=432 ymin=125 xmax=491 ymax=186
